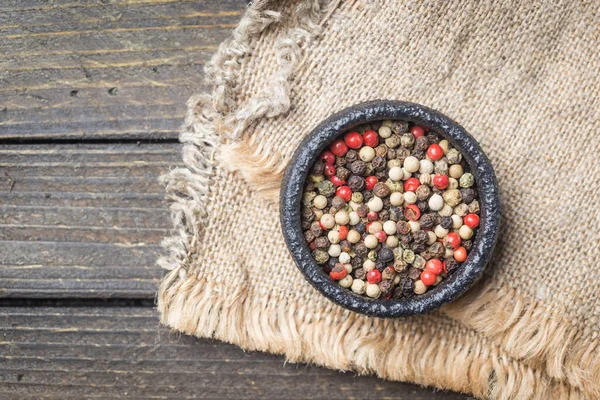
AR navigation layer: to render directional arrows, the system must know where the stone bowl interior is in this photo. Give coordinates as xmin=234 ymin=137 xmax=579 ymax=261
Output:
xmin=280 ymin=100 xmax=500 ymax=317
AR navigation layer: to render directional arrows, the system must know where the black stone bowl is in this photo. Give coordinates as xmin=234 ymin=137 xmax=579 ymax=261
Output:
xmin=280 ymin=100 xmax=500 ymax=317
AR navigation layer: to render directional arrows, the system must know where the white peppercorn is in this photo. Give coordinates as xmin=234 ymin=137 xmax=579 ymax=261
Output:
xmin=335 ymin=211 xmax=350 ymax=225
xmin=363 ymin=259 xmax=375 ymax=271
xmin=388 ymin=166 xmax=403 ymax=181
xmin=364 ymin=234 xmax=378 ymax=249
xmin=313 ymin=195 xmax=327 ymax=209
xmin=408 ymin=220 xmax=421 ymax=232
xmin=366 ymin=283 xmax=381 ymax=298
xmin=320 ymin=213 xmax=335 ymax=229
xmin=434 ymin=225 xmax=449 ymax=238
xmin=359 ymin=146 xmax=376 ymax=162
xmin=378 ymin=125 xmax=392 ymax=138
xmin=403 ymin=156 xmax=420 ymax=173
xmin=449 ymin=164 xmax=463 ymax=179
xmin=368 ymin=221 xmax=383 ymax=234
xmin=451 ymin=214 xmax=463 ymax=229
xmin=383 ymin=220 xmax=397 ymax=235
xmin=413 ymin=280 xmax=427 ymax=294
xmin=328 ymin=244 xmax=341 ymax=257
xmin=339 ymin=252 xmax=351 ymax=264
xmin=339 ymin=274 xmax=353 ymax=288
xmin=459 ymin=225 xmax=474 ymax=240
xmin=390 ymin=192 xmax=404 ymax=206
xmin=349 ymin=211 xmax=360 ymax=225
xmin=445 ymin=247 xmax=454 ymax=258
xmin=428 ymin=194 xmax=444 ymax=211
xmin=438 ymin=203 xmax=454 ymax=217
xmin=454 ymin=203 xmax=469 ymax=217
xmin=351 ymin=279 xmax=366 ymax=294
xmin=386 ymin=236 xmax=399 ymax=248
xmin=367 ymin=196 xmax=384 ymax=212
xmin=404 ymin=191 xmax=417 ymax=204
xmin=328 ymin=230 xmax=340 ymax=244
xmin=387 ymin=159 xmax=402 ymax=169
xmin=427 ymin=231 xmax=437 ymax=245
xmin=448 ymin=177 xmax=459 ymax=189
xmin=419 ymin=159 xmax=434 ymax=174
xmin=439 ymin=139 xmax=450 ymax=154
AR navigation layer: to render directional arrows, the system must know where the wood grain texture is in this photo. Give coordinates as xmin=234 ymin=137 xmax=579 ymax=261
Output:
xmin=0 ymin=0 xmax=246 ymax=140
xmin=0 ymin=307 xmax=473 ymax=400
xmin=0 ymin=143 xmax=182 ymax=298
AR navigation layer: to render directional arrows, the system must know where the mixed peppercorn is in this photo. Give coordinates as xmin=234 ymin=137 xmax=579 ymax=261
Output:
xmin=301 ymin=120 xmax=481 ymax=299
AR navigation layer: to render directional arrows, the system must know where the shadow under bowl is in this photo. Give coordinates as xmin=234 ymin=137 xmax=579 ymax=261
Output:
xmin=280 ymin=100 xmax=500 ymax=317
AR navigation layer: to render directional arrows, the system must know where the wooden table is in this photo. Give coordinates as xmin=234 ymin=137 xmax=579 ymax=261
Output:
xmin=0 ymin=1 xmax=473 ymax=398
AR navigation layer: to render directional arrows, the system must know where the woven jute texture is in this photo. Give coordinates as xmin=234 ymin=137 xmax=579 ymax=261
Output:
xmin=158 ymin=1 xmax=600 ymax=398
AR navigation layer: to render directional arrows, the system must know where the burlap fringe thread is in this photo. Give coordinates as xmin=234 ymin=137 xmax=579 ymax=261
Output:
xmin=158 ymin=1 xmax=599 ymax=398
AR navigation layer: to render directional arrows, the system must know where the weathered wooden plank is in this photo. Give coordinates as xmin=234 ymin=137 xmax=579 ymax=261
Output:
xmin=0 ymin=307 xmax=473 ymax=399
xmin=0 ymin=0 xmax=247 ymax=140
xmin=0 ymin=143 xmax=182 ymax=298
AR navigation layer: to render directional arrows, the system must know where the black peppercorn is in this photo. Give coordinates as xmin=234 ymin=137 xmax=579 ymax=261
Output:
xmin=399 ymin=234 xmax=413 ymax=245
xmin=314 ymin=236 xmax=330 ymax=249
xmin=463 ymin=240 xmax=473 ymax=251
xmin=412 ymin=230 xmax=428 ymax=244
xmin=408 ymin=267 xmax=421 ymax=280
xmin=386 ymin=149 xmax=396 ymax=160
xmin=305 ymin=230 xmax=315 ymax=243
xmin=445 ymin=259 xmax=459 ymax=274
xmin=460 ymin=188 xmax=476 ymax=204
xmin=351 ymin=256 xmax=362 ymax=269
xmin=310 ymin=222 xmax=323 ymax=238
xmin=354 ymin=267 xmax=366 ymax=280
xmin=311 ymin=160 xmax=325 ymax=175
xmin=378 ymin=209 xmax=390 ymax=221
xmin=348 ymin=175 xmax=365 ymax=192
xmin=345 ymin=149 xmax=358 ymax=163
xmin=375 ymin=170 xmax=388 ymax=181
xmin=340 ymin=240 xmax=352 ymax=253
xmin=419 ymin=213 xmax=436 ymax=229
xmin=400 ymin=278 xmax=414 ymax=297
xmin=411 ymin=242 xmax=427 ymax=253
xmin=336 ymin=166 xmax=351 ymax=181
xmin=362 ymin=191 xmax=374 ymax=202
xmin=375 ymin=262 xmax=386 ymax=271
xmin=440 ymin=216 xmax=453 ymax=230
xmin=301 ymin=220 xmax=312 ymax=230
xmin=326 ymin=257 xmax=339 ymax=273
xmin=354 ymin=243 xmax=368 ymax=257
xmin=416 ymin=200 xmax=429 ymax=212
xmin=415 ymin=185 xmax=431 ymax=201
xmin=395 ymin=148 xmax=410 ymax=164
xmin=356 ymin=204 xmax=369 ymax=218
xmin=396 ymin=221 xmax=411 ymax=235
xmin=331 ymin=196 xmax=346 ymax=210
xmin=379 ymin=280 xmax=393 ymax=296
xmin=373 ymin=182 xmax=391 ymax=198
xmin=334 ymin=155 xmax=345 ymax=167
xmin=389 ymin=206 xmax=403 ymax=221
xmin=415 ymin=136 xmax=429 ymax=151
xmin=378 ymin=247 xmax=394 ymax=263
xmin=302 ymin=206 xmax=314 ymax=221
xmin=411 ymin=149 xmax=426 ymax=160
xmin=355 ymin=222 xmax=366 ymax=234
xmin=372 ymin=156 xmax=386 ymax=171
xmin=392 ymin=287 xmax=404 ymax=298
xmin=349 ymin=160 xmax=367 ymax=176
xmin=428 ymin=242 xmax=445 ymax=258
xmin=426 ymin=133 xmax=440 ymax=145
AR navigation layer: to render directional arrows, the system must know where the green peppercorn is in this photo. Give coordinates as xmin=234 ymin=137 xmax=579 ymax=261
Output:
xmin=415 ymin=185 xmax=431 ymax=201
xmin=393 ymin=258 xmax=408 ymax=272
xmin=446 ymin=148 xmax=462 ymax=164
xmin=312 ymin=249 xmax=329 ymax=264
xmin=317 ymin=180 xmax=335 ymax=197
xmin=443 ymin=189 xmax=463 ymax=207
xmin=351 ymin=192 xmax=363 ymax=203
xmin=391 ymin=120 xmax=409 ymax=134
xmin=403 ymin=249 xmax=415 ymax=264
xmin=374 ymin=145 xmax=388 ymax=157
xmin=468 ymin=200 xmax=480 ymax=214
xmin=459 ymin=173 xmax=474 ymax=188
xmin=385 ymin=135 xmax=401 ymax=149
xmin=309 ymin=174 xmax=324 ymax=184
xmin=400 ymin=133 xmax=415 ymax=148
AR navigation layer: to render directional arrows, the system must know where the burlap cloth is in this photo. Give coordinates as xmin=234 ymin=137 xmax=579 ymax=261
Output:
xmin=158 ymin=1 xmax=600 ymax=398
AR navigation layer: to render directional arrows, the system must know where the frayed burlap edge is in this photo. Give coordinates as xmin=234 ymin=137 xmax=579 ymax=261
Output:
xmin=157 ymin=1 xmax=598 ymax=398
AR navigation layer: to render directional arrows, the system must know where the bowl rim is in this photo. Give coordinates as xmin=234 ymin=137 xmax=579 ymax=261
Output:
xmin=280 ymin=100 xmax=500 ymax=317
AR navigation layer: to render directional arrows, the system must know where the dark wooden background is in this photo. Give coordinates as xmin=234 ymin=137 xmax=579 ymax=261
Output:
xmin=0 ymin=1 xmax=473 ymax=398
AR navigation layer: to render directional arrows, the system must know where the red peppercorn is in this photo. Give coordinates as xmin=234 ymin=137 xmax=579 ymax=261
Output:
xmin=329 ymin=139 xmax=348 ymax=157
xmin=365 ymin=176 xmax=378 ymax=190
xmin=330 ymin=265 xmax=347 ymax=280
xmin=338 ymin=225 xmax=348 ymax=240
xmin=404 ymin=204 xmax=421 ymax=221
xmin=425 ymin=259 xmax=443 ymax=275
xmin=427 ymin=144 xmax=444 ymax=161
xmin=330 ymin=176 xmax=346 ymax=186
xmin=432 ymin=174 xmax=449 ymax=190
xmin=309 ymin=241 xmax=317 ymax=250
xmin=324 ymin=164 xmax=336 ymax=177
xmin=367 ymin=211 xmax=378 ymax=221
xmin=375 ymin=231 xmax=387 ymax=242
xmin=335 ymin=186 xmax=352 ymax=202
xmin=420 ymin=270 xmax=436 ymax=286
xmin=366 ymin=269 xmax=382 ymax=284
xmin=320 ymin=151 xmax=335 ymax=165
xmin=445 ymin=232 xmax=461 ymax=249
xmin=454 ymin=246 xmax=467 ymax=262
xmin=363 ymin=130 xmax=379 ymax=147
xmin=410 ymin=125 xmax=425 ymax=138
xmin=344 ymin=131 xmax=363 ymax=149
xmin=464 ymin=214 xmax=480 ymax=228
xmin=404 ymin=177 xmax=421 ymax=192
